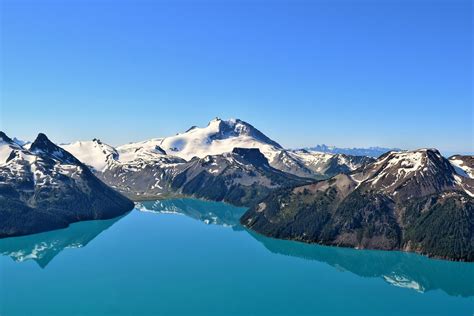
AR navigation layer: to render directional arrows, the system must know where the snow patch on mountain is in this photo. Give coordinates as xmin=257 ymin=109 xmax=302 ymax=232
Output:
xmin=116 ymin=138 xmax=165 ymax=162
xmin=61 ymin=139 xmax=118 ymax=171
xmin=449 ymin=156 xmax=474 ymax=179
xmin=0 ymin=139 xmax=21 ymax=164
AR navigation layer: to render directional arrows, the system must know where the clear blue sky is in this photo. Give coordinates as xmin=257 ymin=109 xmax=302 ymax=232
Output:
xmin=1 ymin=0 xmax=472 ymax=153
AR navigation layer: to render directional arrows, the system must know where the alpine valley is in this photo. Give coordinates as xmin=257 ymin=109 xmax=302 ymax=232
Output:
xmin=1 ymin=118 xmax=473 ymax=261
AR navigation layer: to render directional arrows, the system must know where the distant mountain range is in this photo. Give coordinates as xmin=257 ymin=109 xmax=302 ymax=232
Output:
xmin=300 ymin=144 xmax=401 ymax=157
xmin=1 ymin=117 xmax=473 ymax=261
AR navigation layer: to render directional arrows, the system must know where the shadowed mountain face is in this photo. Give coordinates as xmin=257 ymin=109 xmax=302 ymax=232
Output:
xmin=0 ymin=132 xmax=134 ymax=237
xmin=242 ymin=149 xmax=474 ymax=261
xmin=102 ymin=147 xmax=313 ymax=207
xmin=246 ymin=230 xmax=474 ymax=297
xmin=0 ymin=214 xmax=125 ymax=268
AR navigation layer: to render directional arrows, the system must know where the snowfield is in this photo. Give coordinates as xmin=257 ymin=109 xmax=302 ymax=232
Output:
xmin=120 ymin=118 xmax=282 ymax=162
xmin=61 ymin=139 xmax=118 ymax=172
xmin=449 ymin=157 xmax=474 ymax=179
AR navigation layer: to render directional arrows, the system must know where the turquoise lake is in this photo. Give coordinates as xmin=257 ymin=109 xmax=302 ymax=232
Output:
xmin=0 ymin=198 xmax=473 ymax=315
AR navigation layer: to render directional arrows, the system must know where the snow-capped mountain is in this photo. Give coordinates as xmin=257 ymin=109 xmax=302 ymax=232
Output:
xmin=67 ymin=118 xmax=374 ymax=180
xmin=156 ymin=117 xmax=282 ymax=160
xmin=61 ymin=138 xmax=175 ymax=171
xmin=59 ymin=120 xmax=313 ymax=205
xmin=302 ymin=144 xmax=401 ymax=157
xmin=118 ymin=118 xmax=282 ymax=162
xmin=242 ymin=148 xmax=474 ymax=261
xmin=0 ymin=132 xmax=134 ymax=237
xmin=57 ymin=118 xmax=379 ymax=202
xmin=351 ymin=149 xmax=473 ymax=199
xmin=57 ymin=118 xmax=474 ymax=206
xmin=288 ymin=150 xmax=375 ymax=178
xmin=54 ymin=118 xmax=472 ymax=209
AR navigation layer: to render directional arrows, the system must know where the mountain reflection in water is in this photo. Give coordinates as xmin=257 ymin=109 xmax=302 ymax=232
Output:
xmin=246 ymin=230 xmax=474 ymax=297
xmin=139 ymin=198 xmax=474 ymax=298
xmin=137 ymin=198 xmax=247 ymax=227
xmin=1 ymin=199 xmax=472 ymax=299
xmin=0 ymin=214 xmax=125 ymax=268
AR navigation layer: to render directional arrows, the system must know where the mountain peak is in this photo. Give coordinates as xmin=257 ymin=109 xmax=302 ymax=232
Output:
xmin=155 ymin=118 xmax=282 ymax=161
xmin=37 ymin=132 xmax=50 ymax=141
xmin=353 ymin=147 xmax=458 ymax=199
xmin=31 ymin=133 xmax=82 ymax=165
xmin=30 ymin=133 xmax=53 ymax=150
xmin=211 ymin=118 xmax=282 ymax=148
xmin=0 ymin=131 xmax=14 ymax=144
xmin=381 ymin=148 xmax=443 ymax=164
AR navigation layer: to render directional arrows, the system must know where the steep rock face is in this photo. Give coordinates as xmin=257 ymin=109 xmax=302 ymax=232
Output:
xmin=242 ymin=149 xmax=474 ymax=261
xmin=0 ymin=132 xmax=134 ymax=237
xmin=170 ymin=148 xmax=312 ymax=206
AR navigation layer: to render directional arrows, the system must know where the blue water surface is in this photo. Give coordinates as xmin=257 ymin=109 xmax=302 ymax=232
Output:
xmin=0 ymin=198 xmax=473 ymax=316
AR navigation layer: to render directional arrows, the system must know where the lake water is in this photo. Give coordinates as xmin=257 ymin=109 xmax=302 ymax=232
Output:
xmin=0 ymin=198 xmax=473 ymax=315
